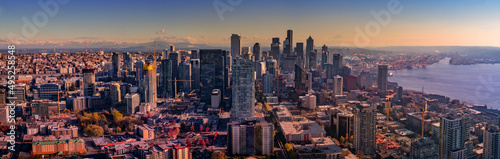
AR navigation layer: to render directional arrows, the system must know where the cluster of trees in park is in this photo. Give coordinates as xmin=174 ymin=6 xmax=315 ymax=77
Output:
xmin=77 ymin=108 xmax=143 ymax=136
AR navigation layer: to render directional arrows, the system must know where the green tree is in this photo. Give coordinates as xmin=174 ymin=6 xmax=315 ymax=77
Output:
xmin=340 ymin=136 xmax=346 ymax=143
xmin=84 ymin=124 xmax=104 ymax=136
xmin=285 ymin=143 xmax=293 ymax=152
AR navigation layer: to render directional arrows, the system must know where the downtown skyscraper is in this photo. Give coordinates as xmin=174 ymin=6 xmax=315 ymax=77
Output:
xmin=82 ymin=68 xmax=96 ymax=96
xmin=142 ymin=63 xmax=157 ymax=104
xmin=283 ymin=30 xmax=293 ymax=55
xmin=306 ymin=36 xmax=315 ymax=69
xmin=253 ymin=43 xmax=261 ymax=61
xmin=231 ymin=58 xmax=255 ymax=122
xmin=270 ymin=37 xmax=281 ymax=60
xmin=112 ymin=52 xmax=121 ymax=79
xmin=438 ymin=113 xmax=472 ymax=159
xmin=200 ymin=49 xmax=227 ymax=105
xmin=231 ymin=34 xmax=241 ymax=58
xmin=377 ymin=64 xmax=388 ymax=94
xmin=353 ymin=103 xmax=376 ymax=155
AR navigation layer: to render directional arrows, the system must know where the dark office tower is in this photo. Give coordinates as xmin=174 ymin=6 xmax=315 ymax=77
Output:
xmin=170 ymin=45 xmax=175 ymax=52
xmin=284 ymin=30 xmax=293 ymax=55
xmin=332 ymin=54 xmax=343 ymax=75
xmin=112 ymin=52 xmax=121 ymax=79
xmin=163 ymin=49 xmax=170 ymax=59
xmin=377 ymin=65 xmax=388 ymax=94
xmin=295 ymin=42 xmax=304 ymax=67
xmin=253 ymin=43 xmax=262 ymax=61
xmin=321 ymin=45 xmax=328 ymax=70
xmin=270 ymin=37 xmax=281 ymax=60
xmin=295 ymin=42 xmax=304 ymax=57
xmin=305 ymin=36 xmax=314 ymax=69
xmin=123 ymin=52 xmax=133 ymax=71
xmin=200 ymin=49 xmax=226 ymax=104
xmin=190 ymin=59 xmax=200 ymax=92
xmin=321 ymin=52 xmax=328 ymax=70
xmin=307 ymin=51 xmax=317 ymax=70
xmin=159 ymin=59 xmax=173 ymax=98
xmin=191 ymin=50 xmax=199 ymax=59
xmin=353 ymin=103 xmax=377 ymax=155
xmin=169 ymin=52 xmax=181 ymax=93
xmin=231 ymin=34 xmax=241 ymax=58
xmin=135 ymin=61 xmax=144 ymax=82
xmin=179 ymin=62 xmax=191 ymax=92
xmin=294 ymin=64 xmax=309 ymax=95
xmin=83 ymin=68 xmax=96 ymax=96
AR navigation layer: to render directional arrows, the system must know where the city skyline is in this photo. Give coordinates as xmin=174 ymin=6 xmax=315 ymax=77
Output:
xmin=1 ymin=0 xmax=500 ymax=49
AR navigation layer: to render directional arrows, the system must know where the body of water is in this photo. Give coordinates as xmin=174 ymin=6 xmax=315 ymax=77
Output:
xmin=389 ymin=58 xmax=500 ymax=109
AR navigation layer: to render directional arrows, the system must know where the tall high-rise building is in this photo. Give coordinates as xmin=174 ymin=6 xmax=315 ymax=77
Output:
xmin=135 ymin=61 xmax=144 ymax=82
xmin=231 ymin=34 xmax=241 ymax=58
xmin=484 ymin=125 xmax=500 ymax=159
xmin=334 ymin=75 xmax=343 ymax=96
xmin=306 ymin=36 xmax=315 ymax=69
xmin=284 ymin=30 xmax=293 ymax=55
xmin=295 ymin=42 xmax=304 ymax=68
xmin=200 ymin=49 xmax=226 ymax=104
xmin=266 ymin=59 xmax=278 ymax=76
xmin=228 ymin=121 xmax=274 ymax=155
xmin=169 ymin=52 xmax=181 ymax=91
xmin=159 ymin=59 xmax=173 ymax=98
xmin=125 ymin=93 xmax=140 ymax=114
xmin=191 ymin=49 xmax=199 ymax=59
xmin=241 ymin=47 xmax=253 ymax=61
xmin=294 ymin=64 xmax=309 ymax=94
xmin=295 ymin=42 xmax=304 ymax=58
xmin=170 ymin=45 xmax=175 ymax=53
xmin=307 ymin=50 xmax=317 ymax=70
xmin=110 ymin=82 xmax=121 ymax=104
xmin=112 ymin=52 xmax=121 ymax=79
xmin=123 ymin=52 xmax=133 ymax=71
xmin=163 ymin=49 xmax=170 ymax=59
xmin=378 ymin=65 xmax=388 ymax=94
xmin=253 ymin=43 xmax=261 ymax=61
xmin=179 ymin=62 xmax=191 ymax=92
xmin=262 ymin=73 xmax=274 ymax=95
xmin=438 ymin=113 xmax=471 ymax=159
xmin=231 ymin=58 xmax=255 ymax=122
xmin=190 ymin=59 xmax=200 ymax=92
xmin=353 ymin=103 xmax=376 ymax=155
xmin=83 ymin=68 xmax=96 ymax=96
xmin=270 ymin=38 xmax=281 ymax=59
xmin=332 ymin=54 xmax=342 ymax=75
xmin=256 ymin=60 xmax=266 ymax=79
xmin=142 ymin=64 xmax=157 ymax=104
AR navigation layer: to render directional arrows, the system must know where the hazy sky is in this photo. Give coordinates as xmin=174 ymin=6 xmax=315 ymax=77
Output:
xmin=1 ymin=0 xmax=500 ymax=48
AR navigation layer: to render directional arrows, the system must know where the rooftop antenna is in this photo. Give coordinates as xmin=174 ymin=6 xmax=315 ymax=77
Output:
xmin=153 ymin=41 xmax=156 ymax=66
xmin=85 ymin=40 xmax=88 ymax=54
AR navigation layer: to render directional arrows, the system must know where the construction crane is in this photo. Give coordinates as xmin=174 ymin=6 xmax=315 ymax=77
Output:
xmin=167 ymin=77 xmax=193 ymax=100
xmin=385 ymin=93 xmax=396 ymax=133
xmin=43 ymin=90 xmax=63 ymax=116
xmin=412 ymin=101 xmax=428 ymax=138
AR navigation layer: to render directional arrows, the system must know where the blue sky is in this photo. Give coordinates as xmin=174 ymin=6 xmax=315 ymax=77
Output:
xmin=1 ymin=0 xmax=499 ymax=48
